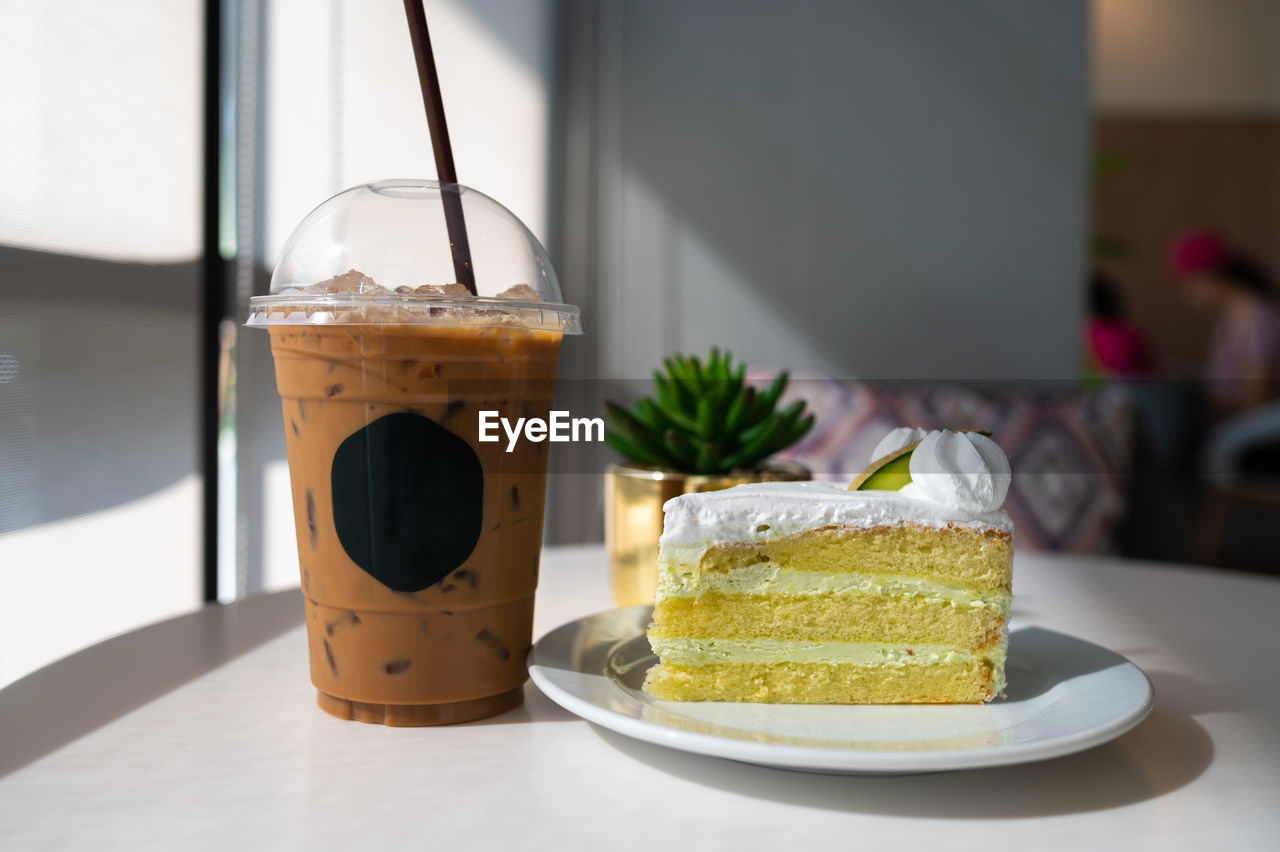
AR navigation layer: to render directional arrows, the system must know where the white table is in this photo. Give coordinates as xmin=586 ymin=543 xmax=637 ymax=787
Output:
xmin=1 ymin=546 xmax=1278 ymax=850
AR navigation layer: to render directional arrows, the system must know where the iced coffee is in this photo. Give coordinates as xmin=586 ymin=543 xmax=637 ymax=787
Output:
xmin=248 ymin=181 xmax=581 ymax=725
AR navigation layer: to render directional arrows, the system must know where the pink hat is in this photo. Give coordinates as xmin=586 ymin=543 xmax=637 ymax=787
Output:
xmin=1170 ymin=230 xmax=1229 ymax=275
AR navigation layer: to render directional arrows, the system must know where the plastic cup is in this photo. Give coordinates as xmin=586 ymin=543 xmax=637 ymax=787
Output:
xmin=247 ymin=180 xmax=581 ymax=725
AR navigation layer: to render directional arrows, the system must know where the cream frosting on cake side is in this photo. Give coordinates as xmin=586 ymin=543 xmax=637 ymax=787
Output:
xmin=648 ymin=637 xmax=977 ymax=667
xmin=658 ymin=483 xmax=1012 ymax=569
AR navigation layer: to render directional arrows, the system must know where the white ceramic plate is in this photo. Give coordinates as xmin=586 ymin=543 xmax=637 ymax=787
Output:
xmin=528 ymin=606 xmax=1154 ymax=774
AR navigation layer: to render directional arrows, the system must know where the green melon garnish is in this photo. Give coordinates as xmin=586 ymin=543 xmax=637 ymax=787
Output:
xmin=848 ymin=442 xmax=920 ymax=491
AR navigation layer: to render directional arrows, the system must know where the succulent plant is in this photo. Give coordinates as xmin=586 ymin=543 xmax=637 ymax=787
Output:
xmin=604 ymin=348 xmax=814 ymax=475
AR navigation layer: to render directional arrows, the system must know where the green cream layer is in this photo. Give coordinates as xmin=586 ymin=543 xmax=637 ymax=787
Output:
xmin=656 ymin=563 xmax=1010 ymax=610
xmin=650 ymin=637 xmax=1010 ymax=693
xmin=649 ymin=637 xmax=977 ymax=667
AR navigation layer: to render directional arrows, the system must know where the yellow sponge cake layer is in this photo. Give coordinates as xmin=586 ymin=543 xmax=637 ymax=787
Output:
xmin=650 ymin=589 xmax=1007 ymax=648
xmin=682 ymin=524 xmax=1011 ymax=592
xmin=644 ymin=659 xmax=1000 ymax=704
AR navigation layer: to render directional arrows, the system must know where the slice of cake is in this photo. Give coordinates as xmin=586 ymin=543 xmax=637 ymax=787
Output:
xmin=643 ymin=429 xmax=1013 ymax=704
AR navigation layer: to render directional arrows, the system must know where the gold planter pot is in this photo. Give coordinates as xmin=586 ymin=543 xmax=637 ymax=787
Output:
xmin=604 ymin=461 xmax=811 ymax=606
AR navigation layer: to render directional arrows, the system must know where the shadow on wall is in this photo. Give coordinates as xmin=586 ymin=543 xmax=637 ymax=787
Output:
xmin=0 ymin=245 xmax=199 ymax=534
xmin=448 ymin=0 xmax=548 ymax=79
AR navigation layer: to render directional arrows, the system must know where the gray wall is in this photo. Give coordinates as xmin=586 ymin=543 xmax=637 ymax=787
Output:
xmin=561 ymin=0 xmax=1088 ymax=382
xmin=548 ymin=0 xmax=1090 ymax=542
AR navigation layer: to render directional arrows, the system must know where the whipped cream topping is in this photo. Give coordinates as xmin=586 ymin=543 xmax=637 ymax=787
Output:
xmin=658 ymin=428 xmax=1014 ymax=555
xmin=900 ymin=430 xmax=1011 ymax=514
xmin=658 ymin=480 xmax=1012 ymax=556
xmin=870 ymin=426 xmax=929 ymax=461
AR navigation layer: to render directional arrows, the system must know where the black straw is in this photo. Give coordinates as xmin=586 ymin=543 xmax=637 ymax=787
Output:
xmin=403 ymin=0 xmax=477 ymax=293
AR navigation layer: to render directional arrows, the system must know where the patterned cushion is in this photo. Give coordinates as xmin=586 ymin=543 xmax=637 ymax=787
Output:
xmin=749 ymin=373 xmax=1135 ymax=553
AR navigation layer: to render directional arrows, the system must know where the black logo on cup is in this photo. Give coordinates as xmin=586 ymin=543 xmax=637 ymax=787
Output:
xmin=331 ymin=412 xmax=483 ymax=592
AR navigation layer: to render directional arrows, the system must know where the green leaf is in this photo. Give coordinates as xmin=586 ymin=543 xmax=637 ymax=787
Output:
xmin=653 ymin=372 xmax=685 ymax=414
xmin=723 ymin=387 xmax=750 ymax=436
xmin=625 ymin=422 xmax=672 ymax=461
xmin=663 ymin=428 xmax=698 ymax=467
xmin=667 ymin=357 xmax=701 ymax=401
xmin=604 ymin=430 xmax=667 ymax=467
xmin=709 ymin=360 xmax=742 ymax=410
xmin=734 ymin=416 xmax=772 ymax=447
xmin=722 ymin=421 xmax=780 ymax=470
xmin=661 ymin=357 xmax=686 ymax=389
xmin=604 ymin=400 xmax=641 ymax=432
xmin=687 ymin=356 xmax=706 ymax=392
xmin=762 ymin=412 xmax=813 ymax=457
xmin=695 ymin=441 xmax=721 ymax=474
xmin=729 ymin=362 xmax=745 ymax=399
xmin=652 ymin=371 xmax=670 ymax=399
xmin=775 ymin=399 xmax=806 ymax=424
xmin=696 ymin=395 xmax=716 ymax=439
xmin=637 ymin=398 xmax=671 ymax=432
xmin=606 ymin=401 xmax=673 ymax=460
xmin=628 ymin=399 xmax=661 ymax=433
xmin=739 ymin=372 xmax=787 ymax=430
xmin=654 ymin=397 xmax=700 ymax=433
xmin=759 ymin=371 xmax=789 ymax=411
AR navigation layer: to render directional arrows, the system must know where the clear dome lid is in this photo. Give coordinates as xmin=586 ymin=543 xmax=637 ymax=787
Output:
xmin=246 ymin=179 xmax=580 ymax=333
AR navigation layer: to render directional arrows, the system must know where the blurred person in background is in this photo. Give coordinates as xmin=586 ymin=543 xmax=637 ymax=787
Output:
xmin=1170 ymin=231 xmax=1280 ymax=482
xmin=1170 ymin=231 xmax=1280 ymax=414
xmin=1086 ymin=270 xmax=1154 ymax=379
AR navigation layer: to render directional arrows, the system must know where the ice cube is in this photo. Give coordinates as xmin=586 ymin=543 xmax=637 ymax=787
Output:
xmin=497 ymin=283 xmax=540 ymax=301
xmin=305 ymin=269 xmax=384 ymax=294
xmin=412 ymin=282 xmax=470 ymax=296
